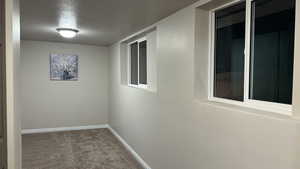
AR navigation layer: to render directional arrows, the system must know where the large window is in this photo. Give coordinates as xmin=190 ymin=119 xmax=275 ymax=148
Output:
xmin=210 ymin=0 xmax=295 ymax=114
xmin=214 ymin=2 xmax=246 ymax=101
xmin=128 ymin=37 xmax=148 ymax=87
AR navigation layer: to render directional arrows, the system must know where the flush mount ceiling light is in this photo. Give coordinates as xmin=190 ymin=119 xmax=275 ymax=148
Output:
xmin=56 ymin=28 xmax=79 ymax=38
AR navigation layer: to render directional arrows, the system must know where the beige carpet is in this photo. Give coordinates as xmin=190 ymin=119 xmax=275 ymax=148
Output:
xmin=22 ymin=128 xmax=143 ymax=169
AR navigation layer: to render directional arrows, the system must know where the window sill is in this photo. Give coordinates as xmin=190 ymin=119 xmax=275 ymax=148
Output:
xmin=208 ymin=97 xmax=292 ymax=116
xmin=128 ymin=84 xmax=148 ymax=89
xmin=127 ymin=84 xmax=157 ymax=93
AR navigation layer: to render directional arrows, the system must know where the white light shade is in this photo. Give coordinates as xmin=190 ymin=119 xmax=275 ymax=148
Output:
xmin=56 ymin=28 xmax=79 ymax=38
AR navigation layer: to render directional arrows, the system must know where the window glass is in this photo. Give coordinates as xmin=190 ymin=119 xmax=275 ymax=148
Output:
xmin=214 ymin=2 xmax=246 ymax=101
xmin=130 ymin=42 xmax=138 ymax=85
xmin=139 ymin=40 xmax=147 ymax=84
xmin=250 ymin=0 xmax=295 ymax=104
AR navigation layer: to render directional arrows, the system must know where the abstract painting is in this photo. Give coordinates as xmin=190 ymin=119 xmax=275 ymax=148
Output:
xmin=50 ymin=53 xmax=78 ymax=81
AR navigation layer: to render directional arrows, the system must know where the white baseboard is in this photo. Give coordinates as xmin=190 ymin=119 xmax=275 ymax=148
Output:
xmin=21 ymin=124 xmax=109 ymax=134
xmin=107 ymin=125 xmax=152 ymax=169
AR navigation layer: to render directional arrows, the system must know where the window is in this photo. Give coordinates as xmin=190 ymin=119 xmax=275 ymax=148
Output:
xmin=210 ymin=0 xmax=295 ymax=114
xmin=128 ymin=38 xmax=148 ymax=87
xmin=139 ymin=40 xmax=147 ymax=84
xmin=214 ymin=2 xmax=246 ymax=101
xmin=249 ymin=0 xmax=295 ymax=104
xmin=121 ymin=29 xmax=157 ymax=92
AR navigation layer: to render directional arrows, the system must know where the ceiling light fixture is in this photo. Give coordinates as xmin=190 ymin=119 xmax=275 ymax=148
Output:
xmin=56 ymin=28 xmax=79 ymax=38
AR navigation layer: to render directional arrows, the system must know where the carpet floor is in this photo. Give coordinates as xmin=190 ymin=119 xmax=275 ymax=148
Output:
xmin=22 ymin=128 xmax=143 ymax=169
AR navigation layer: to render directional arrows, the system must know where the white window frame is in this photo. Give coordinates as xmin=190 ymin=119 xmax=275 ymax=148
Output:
xmin=208 ymin=0 xmax=293 ymax=115
xmin=127 ymin=37 xmax=148 ymax=89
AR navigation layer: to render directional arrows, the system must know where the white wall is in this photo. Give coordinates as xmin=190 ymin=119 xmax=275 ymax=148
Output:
xmin=21 ymin=40 xmax=109 ymax=129
xmin=108 ymin=0 xmax=300 ymax=169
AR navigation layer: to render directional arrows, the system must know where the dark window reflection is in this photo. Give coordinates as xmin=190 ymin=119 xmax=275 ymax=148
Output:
xmin=130 ymin=42 xmax=138 ymax=85
xmin=250 ymin=0 xmax=295 ymax=104
xmin=139 ymin=40 xmax=147 ymax=84
xmin=214 ymin=2 xmax=246 ymax=101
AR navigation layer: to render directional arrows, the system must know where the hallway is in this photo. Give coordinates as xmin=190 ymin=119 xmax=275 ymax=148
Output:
xmin=2 ymin=0 xmax=300 ymax=168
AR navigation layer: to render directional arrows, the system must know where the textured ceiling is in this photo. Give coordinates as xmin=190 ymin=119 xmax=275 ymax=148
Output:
xmin=20 ymin=0 xmax=200 ymax=46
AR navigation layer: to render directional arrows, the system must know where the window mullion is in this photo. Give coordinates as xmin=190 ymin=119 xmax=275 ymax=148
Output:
xmin=243 ymin=0 xmax=252 ymax=102
xmin=137 ymin=41 xmax=140 ymax=85
xmin=209 ymin=11 xmax=215 ymax=99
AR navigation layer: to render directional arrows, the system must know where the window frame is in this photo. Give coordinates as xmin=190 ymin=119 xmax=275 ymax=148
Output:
xmin=127 ymin=37 xmax=148 ymax=89
xmin=208 ymin=0 xmax=293 ymax=115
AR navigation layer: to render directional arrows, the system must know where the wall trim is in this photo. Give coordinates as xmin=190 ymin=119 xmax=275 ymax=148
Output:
xmin=21 ymin=124 xmax=109 ymax=134
xmin=107 ymin=125 xmax=152 ymax=169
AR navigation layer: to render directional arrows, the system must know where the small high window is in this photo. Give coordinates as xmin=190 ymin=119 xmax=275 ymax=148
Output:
xmin=128 ymin=38 xmax=148 ymax=87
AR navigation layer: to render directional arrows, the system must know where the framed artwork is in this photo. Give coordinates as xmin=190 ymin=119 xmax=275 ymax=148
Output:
xmin=50 ymin=53 xmax=78 ymax=81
